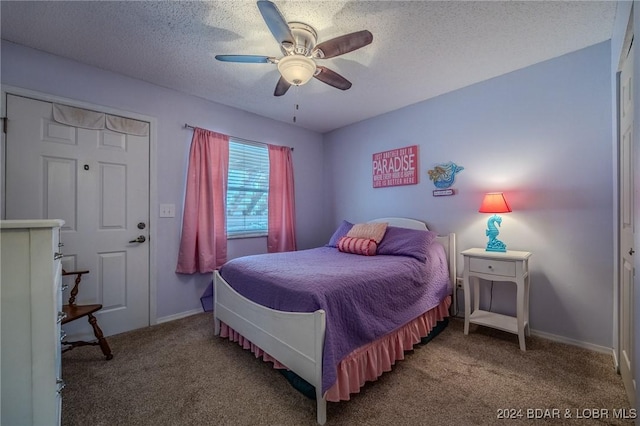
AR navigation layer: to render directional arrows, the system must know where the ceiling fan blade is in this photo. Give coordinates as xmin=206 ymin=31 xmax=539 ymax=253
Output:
xmin=257 ymin=1 xmax=294 ymax=46
xmin=215 ymin=55 xmax=273 ymax=63
xmin=314 ymin=66 xmax=352 ymax=91
xmin=274 ymin=76 xmax=291 ymax=96
xmin=313 ymin=30 xmax=373 ymax=59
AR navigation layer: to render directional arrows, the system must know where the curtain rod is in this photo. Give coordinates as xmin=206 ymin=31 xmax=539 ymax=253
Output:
xmin=184 ymin=123 xmax=293 ymax=151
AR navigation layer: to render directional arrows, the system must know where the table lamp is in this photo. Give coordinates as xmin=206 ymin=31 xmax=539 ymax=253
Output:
xmin=478 ymin=192 xmax=512 ymax=252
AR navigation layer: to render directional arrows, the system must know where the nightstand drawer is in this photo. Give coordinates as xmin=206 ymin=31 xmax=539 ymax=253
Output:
xmin=469 ymin=257 xmax=515 ymax=277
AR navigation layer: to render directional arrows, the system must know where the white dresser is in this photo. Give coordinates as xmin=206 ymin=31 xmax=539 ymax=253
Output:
xmin=1 ymin=219 xmax=65 ymax=426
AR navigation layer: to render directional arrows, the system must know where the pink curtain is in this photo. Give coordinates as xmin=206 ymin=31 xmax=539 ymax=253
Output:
xmin=267 ymin=145 xmax=297 ymax=252
xmin=176 ymin=128 xmax=229 ymax=273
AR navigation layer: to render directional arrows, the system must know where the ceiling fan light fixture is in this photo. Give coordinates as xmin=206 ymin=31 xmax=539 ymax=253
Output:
xmin=277 ymin=55 xmax=316 ymax=86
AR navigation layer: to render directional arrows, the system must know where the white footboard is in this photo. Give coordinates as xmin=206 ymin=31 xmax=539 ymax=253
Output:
xmin=213 ymin=271 xmax=327 ymax=424
xmin=213 ymin=221 xmax=455 ymax=425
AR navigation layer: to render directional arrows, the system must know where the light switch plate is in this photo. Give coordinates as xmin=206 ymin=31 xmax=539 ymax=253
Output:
xmin=159 ymin=203 xmax=175 ymax=218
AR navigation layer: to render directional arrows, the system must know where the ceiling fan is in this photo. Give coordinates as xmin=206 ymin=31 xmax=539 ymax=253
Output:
xmin=215 ymin=0 xmax=373 ymax=97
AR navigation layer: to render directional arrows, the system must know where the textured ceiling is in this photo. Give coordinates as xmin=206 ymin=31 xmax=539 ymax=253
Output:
xmin=1 ymin=1 xmax=617 ymax=133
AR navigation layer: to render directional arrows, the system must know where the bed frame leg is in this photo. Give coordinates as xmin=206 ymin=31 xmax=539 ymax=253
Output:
xmin=214 ymin=316 xmax=221 ymax=336
xmin=316 ymin=392 xmax=327 ymax=425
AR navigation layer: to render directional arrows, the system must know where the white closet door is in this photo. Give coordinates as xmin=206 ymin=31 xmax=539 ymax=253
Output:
xmin=619 ymin=47 xmax=636 ymax=406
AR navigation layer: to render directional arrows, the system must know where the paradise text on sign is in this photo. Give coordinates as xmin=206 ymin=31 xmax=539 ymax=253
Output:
xmin=372 ymin=145 xmax=419 ymax=188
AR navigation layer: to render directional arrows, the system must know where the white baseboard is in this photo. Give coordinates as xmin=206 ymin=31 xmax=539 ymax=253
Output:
xmin=612 ymin=348 xmax=621 ymax=373
xmin=156 ymin=308 xmax=204 ymax=325
xmin=530 ymin=328 xmax=614 ymax=358
xmin=444 ymin=316 xmax=615 ymax=361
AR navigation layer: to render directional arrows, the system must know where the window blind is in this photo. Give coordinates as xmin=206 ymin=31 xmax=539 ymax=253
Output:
xmin=227 ymin=140 xmax=269 ymax=237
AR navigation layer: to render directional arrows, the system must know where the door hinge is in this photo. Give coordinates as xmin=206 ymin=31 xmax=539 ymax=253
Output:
xmin=1 ymin=117 xmax=6 ymax=134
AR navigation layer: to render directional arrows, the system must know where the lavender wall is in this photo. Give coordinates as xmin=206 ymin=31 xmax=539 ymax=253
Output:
xmin=0 ymin=39 xmax=619 ymax=349
xmin=323 ymin=42 xmax=613 ymax=348
xmin=1 ymin=41 xmax=326 ymax=321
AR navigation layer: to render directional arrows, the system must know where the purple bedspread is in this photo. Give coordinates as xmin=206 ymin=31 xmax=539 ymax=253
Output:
xmin=218 ymin=243 xmax=450 ymax=394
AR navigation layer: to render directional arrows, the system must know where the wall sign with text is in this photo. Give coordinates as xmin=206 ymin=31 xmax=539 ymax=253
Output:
xmin=372 ymin=145 xmax=419 ymax=188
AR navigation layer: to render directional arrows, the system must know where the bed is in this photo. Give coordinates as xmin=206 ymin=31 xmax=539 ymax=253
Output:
xmin=213 ymin=217 xmax=456 ymax=424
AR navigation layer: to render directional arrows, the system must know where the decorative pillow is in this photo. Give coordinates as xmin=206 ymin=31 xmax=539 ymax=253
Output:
xmin=337 ymin=236 xmax=378 ymax=256
xmin=346 ymin=222 xmax=388 ymax=244
xmin=377 ymin=226 xmax=438 ymax=262
xmin=326 ymin=220 xmax=354 ymax=247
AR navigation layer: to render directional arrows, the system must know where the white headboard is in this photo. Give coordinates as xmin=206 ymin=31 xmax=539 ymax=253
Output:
xmin=368 ymin=217 xmax=457 ymax=291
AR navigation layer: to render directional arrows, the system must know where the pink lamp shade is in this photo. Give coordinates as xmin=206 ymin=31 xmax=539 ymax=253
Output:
xmin=478 ymin=192 xmax=512 ymax=214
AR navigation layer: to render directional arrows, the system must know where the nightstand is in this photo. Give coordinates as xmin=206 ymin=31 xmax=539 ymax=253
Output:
xmin=461 ymin=248 xmax=532 ymax=351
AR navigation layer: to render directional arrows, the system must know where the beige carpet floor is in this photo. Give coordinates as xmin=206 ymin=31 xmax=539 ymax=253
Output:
xmin=61 ymin=313 xmax=633 ymax=426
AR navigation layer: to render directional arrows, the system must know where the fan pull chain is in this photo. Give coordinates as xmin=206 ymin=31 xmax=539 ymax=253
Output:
xmin=292 ymin=86 xmax=300 ymax=123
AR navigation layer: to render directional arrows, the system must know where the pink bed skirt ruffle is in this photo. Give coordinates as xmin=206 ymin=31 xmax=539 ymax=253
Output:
xmin=219 ymin=296 xmax=451 ymax=402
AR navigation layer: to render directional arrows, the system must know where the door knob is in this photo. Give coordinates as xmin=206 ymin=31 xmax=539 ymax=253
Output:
xmin=129 ymin=235 xmax=146 ymax=243
xmin=630 ymin=248 xmax=635 ymax=256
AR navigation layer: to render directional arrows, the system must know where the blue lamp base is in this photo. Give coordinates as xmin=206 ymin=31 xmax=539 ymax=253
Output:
xmin=485 ymin=241 xmax=507 ymax=252
xmin=485 ymin=214 xmax=507 ymax=252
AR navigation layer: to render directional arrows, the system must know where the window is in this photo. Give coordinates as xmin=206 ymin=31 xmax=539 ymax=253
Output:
xmin=226 ymin=139 xmax=269 ymax=237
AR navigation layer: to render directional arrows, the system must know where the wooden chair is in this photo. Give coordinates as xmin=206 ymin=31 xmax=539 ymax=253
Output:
xmin=61 ymin=269 xmax=113 ymax=360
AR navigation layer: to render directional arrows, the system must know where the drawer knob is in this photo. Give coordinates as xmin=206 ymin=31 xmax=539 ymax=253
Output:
xmin=487 ymin=265 xmax=493 ymax=269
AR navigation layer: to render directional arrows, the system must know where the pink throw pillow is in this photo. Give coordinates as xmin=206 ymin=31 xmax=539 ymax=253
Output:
xmin=338 ymin=236 xmax=378 ymax=256
xmin=346 ymin=222 xmax=388 ymax=244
